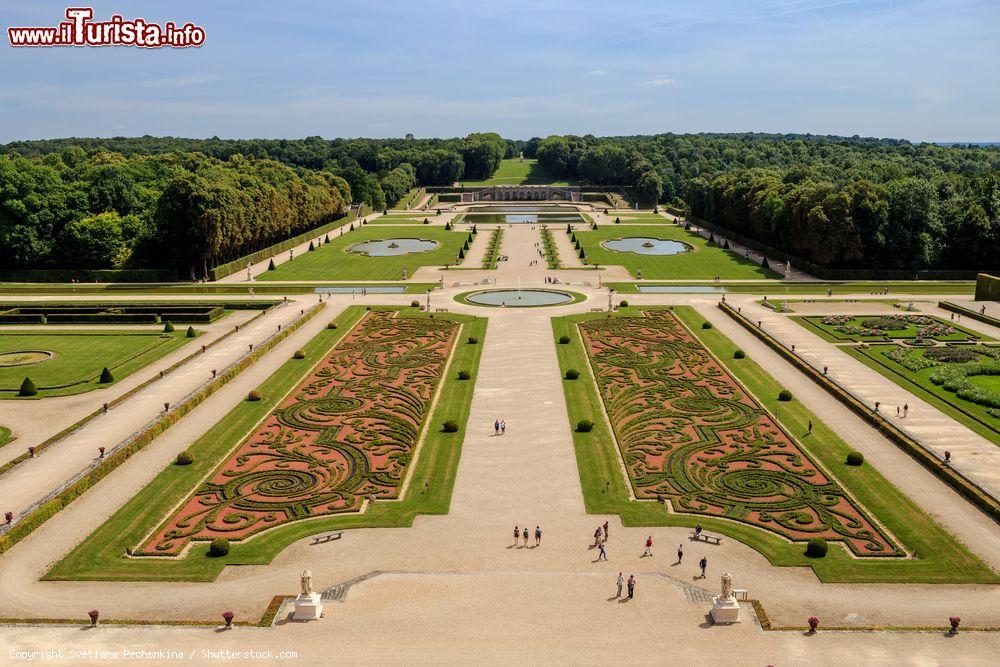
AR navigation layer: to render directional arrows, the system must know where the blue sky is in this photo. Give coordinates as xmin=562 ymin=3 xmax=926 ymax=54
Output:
xmin=1 ymin=0 xmax=997 ymax=142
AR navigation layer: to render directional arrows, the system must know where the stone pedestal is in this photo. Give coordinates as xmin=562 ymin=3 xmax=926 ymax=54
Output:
xmin=710 ymin=595 xmax=741 ymax=624
xmin=292 ymin=593 xmax=324 ymax=621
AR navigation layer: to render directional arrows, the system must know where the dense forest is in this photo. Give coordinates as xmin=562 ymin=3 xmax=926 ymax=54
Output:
xmin=533 ymin=133 xmax=1000 ymax=272
xmin=2 ymin=132 xmax=998 ymax=277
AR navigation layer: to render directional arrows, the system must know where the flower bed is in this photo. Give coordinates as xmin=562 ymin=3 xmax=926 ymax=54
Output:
xmin=579 ymin=311 xmax=899 ymax=556
xmin=138 ymin=310 xmax=458 ymax=556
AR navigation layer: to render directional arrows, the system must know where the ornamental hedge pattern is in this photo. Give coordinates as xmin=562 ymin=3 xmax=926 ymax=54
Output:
xmin=578 ymin=311 xmax=899 ymax=557
xmin=139 ymin=311 xmax=457 ymax=556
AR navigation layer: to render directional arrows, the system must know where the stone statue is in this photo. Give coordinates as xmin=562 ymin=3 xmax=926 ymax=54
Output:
xmin=300 ymin=569 xmax=313 ymax=597
xmin=720 ymin=572 xmax=734 ymax=600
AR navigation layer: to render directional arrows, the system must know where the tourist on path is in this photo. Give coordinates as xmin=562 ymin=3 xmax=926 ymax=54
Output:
xmin=616 ymin=572 xmax=624 ymax=598
xmin=627 ymin=575 xmax=635 ymax=599
xmin=513 ymin=526 xmax=519 ymax=547
xmin=642 ymin=536 xmax=653 ymax=557
xmin=598 ymin=543 xmax=608 ymax=561
xmin=594 ymin=527 xmax=603 ymax=547
xmin=495 ymin=419 xmax=500 ymax=436
xmin=699 ymin=557 xmax=708 ymax=579
xmin=501 ymin=419 xmax=506 ymax=435
xmin=903 ymin=403 xmax=909 ymax=417
xmin=677 ymin=544 xmax=684 ymax=563
xmin=603 ymin=521 xmax=609 ymax=541
xmin=523 ymin=527 xmax=529 ymax=547
xmin=535 ymin=526 xmax=542 ymax=546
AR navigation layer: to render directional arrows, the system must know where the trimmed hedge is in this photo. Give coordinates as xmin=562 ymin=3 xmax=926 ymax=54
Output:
xmin=559 ymin=335 xmax=571 ymax=344
xmin=99 ymin=367 xmax=114 ymax=384
xmin=18 ymin=377 xmax=37 ymax=397
xmin=457 ymin=370 xmax=471 ymax=380
xmin=778 ymin=389 xmax=793 ymax=401
xmin=806 ymin=538 xmax=829 ymax=557
xmin=577 ymin=419 xmax=595 ymax=433
xmin=846 ymin=451 xmax=865 ymax=466
xmin=734 ymin=349 xmax=746 ymax=359
xmin=175 ymin=451 xmax=194 ymax=466
xmin=442 ymin=420 xmax=459 ymax=433
xmin=565 ymin=369 xmax=580 ymax=380
xmin=208 ymin=538 xmax=230 ymax=557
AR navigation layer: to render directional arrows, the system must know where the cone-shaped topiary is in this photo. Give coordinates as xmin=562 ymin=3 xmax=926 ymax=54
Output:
xmin=445 ymin=222 xmax=452 ymax=230
xmin=267 ymin=258 xmax=276 ymax=271
xmin=163 ymin=321 xmax=175 ymax=333
xmin=308 ymin=241 xmax=315 ymax=251
xmin=186 ymin=326 xmax=196 ymax=338
xmin=723 ymin=239 xmax=730 ymax=250
xmin=325 ymin=234 xmax=330 ymax=243
xmin=99 ymin=367 xmax=114 ymax=384
xmin=458 ymin=247 xmax=465 ymax=259
xmin=762 ymin=256 xmax=770 ymax=270
xmin=19 ymin=377 xmax=37 ymax=396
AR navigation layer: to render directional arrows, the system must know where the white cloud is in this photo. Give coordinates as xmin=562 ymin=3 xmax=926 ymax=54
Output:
xmin=643 ymin=76 xmax=677 ymax=87
xmin=585 ymin=69 xmax=607 ymax=77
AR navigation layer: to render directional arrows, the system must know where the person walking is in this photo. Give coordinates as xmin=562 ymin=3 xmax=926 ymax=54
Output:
xmin=807 ymin=420 xmax=813 ymax=434
xmin=603 ymin=521 xmax=609 ymax=542
xmin=616 ymin=572 xmax=624 ymax=598
xmin=594 ymin=527 xmax=603 ymax=547
xmin=513 ymin=526 xmax=519 ymax=547
xmin=903 ymin=403 xmax=909 ymax=417
xmin=495 ymin=419 xmax=500 ymax=436
xmin=535 ymin=526 xmax=542 ymax=546
xmin=598 ymin=543 xmax=608 ymax=561
xmin=627 ymin=575 xmax=635 ymax=599
xmin=523 ymin=527 xmax=529 ymax=547
xmin=677 ymin=544 xmax=684 ymax=563
xmin=500 ymin=419 xmax=506 ymax=435
xmin=699 ymin=556 xmax=708 ymax=579
xmin=642 ymin=536 xmax=653 ymax=557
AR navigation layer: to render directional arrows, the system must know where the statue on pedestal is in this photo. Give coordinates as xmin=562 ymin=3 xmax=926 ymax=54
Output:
xmin=300 ymin=569 xmax=313 ymax=597
xmin=720 ymin=572 xmax=733 ymax=600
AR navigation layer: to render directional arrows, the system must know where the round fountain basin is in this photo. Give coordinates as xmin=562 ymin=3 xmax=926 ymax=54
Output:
xmin=463 ymin=289 xmax=577 ymax=307
xmin=348 ymin=238 xmax=439 ymax=256
xmin=601 ymin=237 xmax=691 ymax=255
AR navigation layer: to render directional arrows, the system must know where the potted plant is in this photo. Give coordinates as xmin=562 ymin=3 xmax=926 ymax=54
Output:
xmin=88 ymin=609 xmax=99 ymax=626
xmin=949 ymin=616 xmax=961 ymax=634
xmin=807 ymin=616 xmax=819 ymax=633
xmin=222 ymin=610 xmax=235 ymax=628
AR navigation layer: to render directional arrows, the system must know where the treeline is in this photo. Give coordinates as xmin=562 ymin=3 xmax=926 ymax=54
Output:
xmin=532 ymin=133 xmax=1000 ymax=271
xmin=0 ymin=150 xmax=348 ymax=278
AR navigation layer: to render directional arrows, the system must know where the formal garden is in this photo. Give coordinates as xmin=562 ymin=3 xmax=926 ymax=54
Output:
xmin=258 ymin=225 xmax=471 ymax=281
xmin=551 ymin=306 xmax=998 ymax=583
xmin=46 ymin=306 xmax=486 ymax=580
xmin=0 ymin=329 xmax=197 ymax=398
xmin=796 ymin=314 xmax=987 ymax=343
xmin=572 ymin=224 xmax=778 ymax=280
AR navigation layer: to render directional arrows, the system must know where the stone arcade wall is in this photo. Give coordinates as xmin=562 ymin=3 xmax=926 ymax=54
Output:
xmin=462 ymin=186 xmax=581 ymax=202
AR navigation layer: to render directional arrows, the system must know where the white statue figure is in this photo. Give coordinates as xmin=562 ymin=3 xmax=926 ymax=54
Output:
xmin=300 ymin=569 xmax=313 ymax=597
xmin=246 ymin=262 xmax=253 ymax=282
xmin=721 ymin=572 xmax=734 ymax=599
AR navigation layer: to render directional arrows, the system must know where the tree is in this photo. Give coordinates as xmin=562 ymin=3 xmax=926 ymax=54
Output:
xmin=57 ymin=212 xmax=128 ymax=269
xmin=636 ymin=170 xmax=664 ymax=205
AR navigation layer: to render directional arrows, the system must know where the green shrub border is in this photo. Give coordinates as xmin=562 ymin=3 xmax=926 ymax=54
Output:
xmin=0 ymin=304 xmax=323 ymax=558
xmin=719 ymin=301 xmax=1000 ymax=523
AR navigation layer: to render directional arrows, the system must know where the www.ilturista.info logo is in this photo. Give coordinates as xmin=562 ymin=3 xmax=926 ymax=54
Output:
xmin=8 ymin=7 xmax=205 ymax=48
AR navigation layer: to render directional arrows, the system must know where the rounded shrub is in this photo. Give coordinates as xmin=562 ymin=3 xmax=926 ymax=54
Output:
xmin=701 ymin=321 xmax=713 ymax=330
xmin=457 ymin=370 xmax=471 ymax=380
xmin=163 ymin=321 xmax=175 ymax=333
xmin=778 ymin=389 xmax=793 ymax=402
xmin=565 ymin=369 xmax=580 ymax=380
xmin=327 ymin=321 xmax=338 ymax=329
xmin=558 ymin=335 xmax=571 ymax=345
xmin=576 ymin=419 xmax=595 ymax=433
xmin=247 ymin=390 xmax=262 ymax=401
xmin=186 ymin=326 xmax=196 ymax=338
xmin=410 ymin=300 xmax=420 ymax=308
xmin=846 ymin=451 xmax=865 ymax=466
xmin=733 ymin=349 xmax=746 ymax=359
xmin=805 ymin=538 xmax=828 ymax=558
xmin=467 ymin=336 xmax=478 ymax=345
xmin=442 ymin=420 xmax=459 ymax=433
xmin=18 ymin=377 xmax=37 ymax=397
xmin=175 ymin=451 xmax=194 ymax=466
xmin=208 ymin=538 xmax=230 ymax=557
xmin=99 ymin=367 xmax=114 ymax=384
xmin=293 ymin=349 xmax=306 ymax=359
xmin=619 ymin=300 xmax=629 ymax=308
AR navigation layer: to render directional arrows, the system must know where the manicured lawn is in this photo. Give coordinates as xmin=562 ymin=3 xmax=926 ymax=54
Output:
xmin=551 ymin=306 xmax=997 ymax=583
xmin=794 ymin=314 xmax=987 ymax=343
xmin=367 ymin=214 xmax=442 ymax=225
xmin=258 ymin=225 xmax=471 ymax=281
xmin=0 ymin=330 xmax=195 ymax=398
xmin=847 ymin=344 xmax=1000 ymax=447
xmin=607 ymin=281 xmax=976 ymax=295
xmin=0 ymin=426 xmax=13 ymax=447
xmin=46 ymin=306 xmax=487 ymax=581
xmin=575 ymin=225 xmax=779 ymax=280
xmin=461 ymin=159 xmax=577 ymax=186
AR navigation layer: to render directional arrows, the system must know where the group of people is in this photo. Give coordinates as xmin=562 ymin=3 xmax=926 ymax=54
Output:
xmin=544 ymin=276 xmax=562 ymax=284
xmin=493 ymin=419 xmax=507 ymax=436
xmin=512 ymin=525 xmax=542 ymax=548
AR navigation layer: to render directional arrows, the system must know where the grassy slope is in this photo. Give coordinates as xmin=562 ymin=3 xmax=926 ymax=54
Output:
xmin=576 ymin=225 xmax=779 ymax=280
xmin=846 ymin=345 xmax=1000 ymax=447
xmin=46 ymin=306 xmax=487 ymax=581
xmin=607 ymin=281 xmax=977 ymax=295
xmin=0 ymin=426 xmax=13 ymax=447
xmin=461 ymin=159 xmax=577 ymax=186
xmin=258 ymin=226 xmax=470 ymax=281
xmin=551 ymin=306 xmax=996 ymax=583
xmin=0 ymin=331 xmax=194 ymax=398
